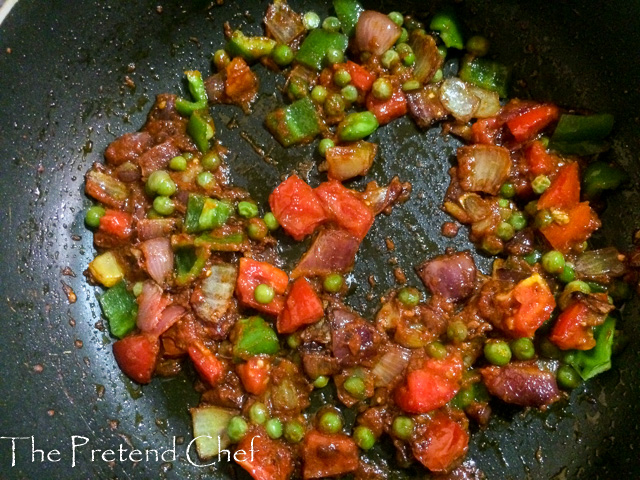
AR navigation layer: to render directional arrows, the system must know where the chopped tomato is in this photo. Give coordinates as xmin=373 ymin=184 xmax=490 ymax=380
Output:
xmin=236 ymin=356 xmax=271 ymax=395
xmin=509 ymin=274 xmax=556 ymax=338
xmin=506 ymin=104 xmax=559 ymax=142
xmin=525 ymin=141 xmax=557 ymax=177
xmin=236 ymin=428 xmax=294 ymax=480
xmin=338 ymin=61 xmax=375 ymax=92
xmin=236 ymin=257 xmax=289 ymax=315
xmin=302 ymin=430 xmax=359 ymax=479
xmin=395 ymin=354 xmax=463 ymax=414
xmin=315 ymin=179 xmax=374 ymax=240
xmin=112 ymin=334 xmax=159 ymax=384
xmin=549 ymin=299 xmax=606 ymax=350
xmin=366 ymin=86 xmax=407 ymax=125
xmin=188 ymin=341 xmax=224 ymax=387
xmin=99 ymin=209 xmax=133 ymax=239
xmin=540 ymin=202 xmax=601 ymax=253
xmin=277 ymin=278 xmax=324 ymax=334
xmin=412 ymin=414 xmax=469 ymax=472
xmin=471 ymin=117 xmax=501 ymax=145
xmin=269 ymin=175 xmax=328 ymax=241
xmin=225 ymin=57 xmax=258 ymax=103
xmin=537 ymin=162 xmax=580 ymax=210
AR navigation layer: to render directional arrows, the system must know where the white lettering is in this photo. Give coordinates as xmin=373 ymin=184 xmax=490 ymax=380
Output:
xmin=101 ymin=449 xmax=115 ymax=462
xmin=185 ymin=436 xmax=216 ymax=467
xmin=70 ymin=436 xmax=89 ymax=467
xmin=250 ymin=436 xmax=259 ymax=461
xmin=129 ymin=449 xmax=143 ymax=462
xmin=146 ymin=448 xmax=159 ymax=462
xmin=31 ymin=436 xmax=45 ymax=463
xmin=233 ymin=449 xmax=247 ymax=462
xmin=161 ymin=436 xmax=176 ymax=462
xmin=47 ymin=449 xmax=61 ymax=463
xmin=0 ymin=437 xmax=30 ymax=467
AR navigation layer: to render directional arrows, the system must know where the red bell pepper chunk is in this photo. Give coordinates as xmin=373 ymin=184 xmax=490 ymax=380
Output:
xmin=508 ymin=274 xmax=556 ymax=338
xmin=277 ymin=278 xmax=324 ymax=334
xmin=188 ymin=341 xmax=224 ymax=387
xmin=339 ymin=61 xmax=375 ymax=92
xmin=112 ymin=334 xmax=159 ymax=384
xmin=236 ymin=356 xmax=271 ymax=395
xmin=366 ymin=86 xmax=407 ymax=125
xmin=506 ymin=104 xmax=559 ymax=142
xmin=269 ymin=175 xmax=328 ymax=241
xmin=236 ymin=257 xmax=289 ymax=315
xmin=540 ymin=202 xmax=601 ymax=253
xmin=525 ymin=140 xmax=557 ymax=177
xmin=395 ymin=354 xmax=463 ymax=414
xmin=302 ymin=430 xmax=359 ymax=479
xmin=412 ymin=414 xmax=469 ymax=472
xmin=537 ymin=162 xmax=580 ymax=211
xmin=471 ymin=117 xmax=501 ymax=145
xmin=549 ymin=299 xmax=605 ymax=350
xmin=315 ymin=179 xmax=374 ymax=241
xmin=99 ymin=209 xmax=133 ymax=239
xmin=236 ymin=428 xmax=294 ymax=480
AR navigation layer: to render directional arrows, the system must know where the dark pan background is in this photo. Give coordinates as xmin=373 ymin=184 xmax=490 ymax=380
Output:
xmin=0 ymin=0 xmax=639 ymax=478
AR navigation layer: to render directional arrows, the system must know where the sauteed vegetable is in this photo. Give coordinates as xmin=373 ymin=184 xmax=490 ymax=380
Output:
xmin=83 ymin=1 xmax=637 ymax=477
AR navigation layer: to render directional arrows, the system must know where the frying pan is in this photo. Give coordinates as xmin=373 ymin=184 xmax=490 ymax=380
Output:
xmin=0 ymin=0 xmax=639 ymax=478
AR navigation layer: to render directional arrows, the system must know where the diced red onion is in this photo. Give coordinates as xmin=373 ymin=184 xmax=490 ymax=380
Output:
xmin=575 ymin=247 xmax=626 ymax=278
xmin=439 ymin=78 xmax=480 ymax=122
xmin=192 ymin=263 xmax=238 ymax=323
xmin=140 ymin=237 xmax=174 ymax=285
xmin=372 ymin=346 xmax=411 ymax=387
xmin=137 ymin=281 xmax=171 ymax=334
xmin=264 ymin=0 xmax=305 ymax=45
xmin=416 ymin=251 xmax=477 ymax=302
xmin=355 ymin=11 xmax=402 ymax=56
xmin=457 ymin=144 xmax=511 ymax=195
xmin=406 ymin=85 xmax=448 ymax=128
xmin=292 ymin=229 xmax=360 ymax=278
xmin=151 ymin=305 xmax=185 ymax=337
xmin=85 ymin=167 xmax=129 ymax=209
xmin=410 ymin=31 xmax=442 ymax=83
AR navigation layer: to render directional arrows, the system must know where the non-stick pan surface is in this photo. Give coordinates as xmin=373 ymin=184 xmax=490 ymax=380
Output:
xmin=1 ymin=0 xmax=639 ymax=478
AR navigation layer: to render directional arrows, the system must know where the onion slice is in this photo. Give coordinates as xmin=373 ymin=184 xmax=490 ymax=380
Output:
xmin=575 ymin=247 xmax=626 ymax=278
xmin=355 ymin=11 xmax=402 ymax=56
xmin=410 ymin=30 xmax=442 ymax=83
xmin=372 ymin=346 xmax=411 ymax=387
xmin=457 ymin=144 xmax=511 ymax=195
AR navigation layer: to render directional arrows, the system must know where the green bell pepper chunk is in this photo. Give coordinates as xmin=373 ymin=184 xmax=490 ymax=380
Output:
xmin=199 ymin=198 xmax=233 ymax=231
xmin=226 ymin=30 xmax=277 ymax=62
xmin=233 ymin=316 xmax=280 ymax=361
xmin=185 ymin=193 xmax=206 ymax=233
xmin=430 ymin=9 xmax=464 ymax=49
xmin=569 ymin=316 xmax=616 ymax=380
xmin=188 ymin=110 xmax=215 ymax=153
xmin=549 ymin=113 xmax=614 ymax=155
xmin=195 ymin=231 xmax=246 ymax=251
xmin=98 ymin=281 xmax=138 ymax=339
xmin=333 ymin=0 xmax=363 ymax=37
xmin=459 ymin=55 xmax=510 ymax=98
xmin=295 ymin=29 xmax=349 ymax=71
xmin=176 ymin=70 xmax=208 ymax=116
xmin=582 ymin=161 xmax=626 ymax=197
xmin=265 ymin=97 xmax=322 ymax=147
xmin=174 ymin=247 xmax=210 ymax=286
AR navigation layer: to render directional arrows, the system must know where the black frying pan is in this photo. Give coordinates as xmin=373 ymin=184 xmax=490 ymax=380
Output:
xmin=1 ymin=0 xmax=639 ymax=478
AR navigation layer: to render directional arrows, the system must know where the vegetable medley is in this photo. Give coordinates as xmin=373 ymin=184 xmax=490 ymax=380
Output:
xmin=83 ymin=1 xmax=637 ymax=478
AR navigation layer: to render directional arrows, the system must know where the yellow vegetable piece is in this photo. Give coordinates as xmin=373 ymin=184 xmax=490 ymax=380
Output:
xmin=89 ymin=251 xmax=124 ymax=287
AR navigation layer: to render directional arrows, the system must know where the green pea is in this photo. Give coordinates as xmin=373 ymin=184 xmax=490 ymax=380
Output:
xmin=397 ymin=27 xmax=409 ymax=44
xmin=147 ymin=170 xmax=176 ymax=196
xmin=500 ymin=182 xmax=516 ymax=198
xmin=323 ymin=273 xmax=344 ymax=293
xmin=213 ymin=49 xmax=230 ymax=71
xmin=388 ymin=11 xmax=404 ymax=27
xmin=318 ymin=138 xmax=335 ymax=157
xmin=511 ymin=337 xmax=535 ymax=360
xmin=402 ymin=80 xmax=421 ymax=92
xmin=523 ymin=250 xmax=542 ymax=266
xmin=324 ymin=93 xmax=346 ymax=116
xmin=586 ymin=281 xmax=607 ymax=293
xmin=85 ymin=205 xmax=105 ymax=228
xmin=284 ymin=420 xmax=305 ymax=443
xmin=532 ymin=175 xmax=551 ymax=194
xmin=201 ymin=151 xmax=221 ymax=171
xmin=429 ymin=69 xmax=443 ymax=83
xmin=396 ymin=43 xmax=412 ymax=56
xmin=263 ymin=212 xmax=279 ymax=231
xmin=447 ymin=321 xmax=468 ymax=343
xmin=238 ymin=201 xmax=259 ymax=219
xmin=558 ymin=263 xmax=576 ymax=283
xmin=343 ymin=376 xmax=366 ymax=398
xmin=466 ymin=35 xmax=490 ymax=57
xmin=535 ymin=209 xmax=553 ymax=228
xmin=254 ymin=284 xmax=275 ymax=304
xmin=542 ymin=250 xmax=565 ymax=274
xmin=402 ymin=52 xmax=416 ymax=66
xmin=508 ymin=212 xmax=527 ymax=231
xmin=437 ymin=45 xmax=447 ymax=59
xmin=341 ymin=85 xmax=358 ymax=103
xmin=247 ymin=218 xmax=269 ymax=240
xmin=311 ymin=85 xmax=328 ymax=104
xmin=196 ymin=171 xmax=215 ymax=189
xmin=265 ymin=418 xmax=283 ymax=439
xmin=272 ymin=44 xmax=294 ymax=66
xmin=338 ymin=111 xmax=379 ymax=141
xmin=524 ymin=200 xmax=538 ymax=216
xmin=318 ymin=410 xmax=343 ymax=434
xmin=132 ymin=281 xmax=144 ymax=297
xmin=372 ymin=77 xmax=393 ymax=100
xmin=287 ymin=78 xmax=308 ymax=99
xmin=454 ymin=387 xmax=475 ymax=409
xmin=427 ymin=341 xmax=447 ymax=360
xmin=313 ymin=375 xmax=329 ymax=388
xmin=169 ymin=155 xmax=187 ymax=171
xmin=322 ymin=16 xmax=341 ymax=33
xmin=557 ymin=365 xmax=581 ymax=390
xmin=392 ymin=416 xmax=414 ymax=440
xmin=326 ymin=48 xmax=344 ymax=65
xmin=303 ymin=11 xmax=321 ymax=30
xmin=564 ymin=280 xmax=591 ymax=295
xmin=227 ymin=416 xmax=248 ymax=443
xmin=249 ymin=402 xmax=269 ymax=425
xmin=397 ymin=287 xmax=420 ymax=307
xmin=286 ymin=334 xmax=300 ymax=350
xmin=381 ymin=49 xmax=400 ymax=69
xmin=498 ymin=198 xmax=510 ymax=209
xmin=539 ymin=337 xmax=561 ymax=359
xmin=353 ymin=426 xmax=375 ymax=450
xmin=334 ymin=69 xmax=351 ymax=87
xmin=484 ymin=340 xmax=512 ymax=366
xmin=153 ymin=196 xmax=175 ymax=216
xmin=497 ymin=221 xmax=515 ymax=241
